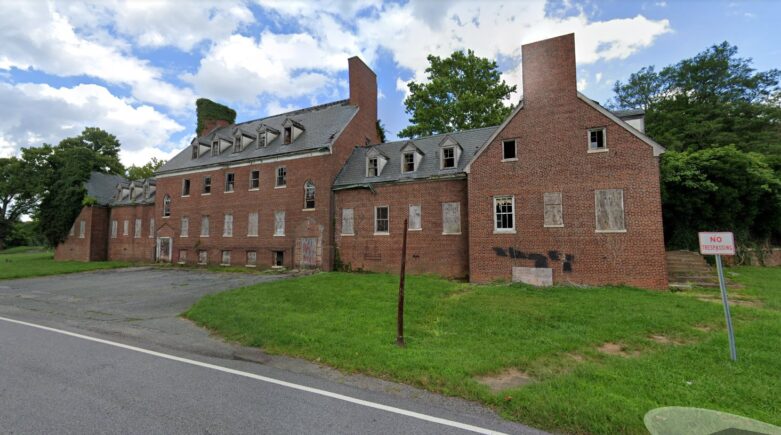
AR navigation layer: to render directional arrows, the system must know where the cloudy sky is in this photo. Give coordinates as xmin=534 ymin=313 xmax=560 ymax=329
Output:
xmin=1 ymin=0 xmax=778 ymax=167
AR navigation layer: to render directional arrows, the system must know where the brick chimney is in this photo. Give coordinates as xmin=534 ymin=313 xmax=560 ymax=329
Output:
xmin=521 ymin=33 xmax=577 ymax=109
xmin=196 ymin=98 xmax=236 ymax=137
xmin=348 ymin=56 xmax=379 ymax=143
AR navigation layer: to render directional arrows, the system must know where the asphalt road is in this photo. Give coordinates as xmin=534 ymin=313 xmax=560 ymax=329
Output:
xmin=0 ymin=268 xmax=544 ymax=434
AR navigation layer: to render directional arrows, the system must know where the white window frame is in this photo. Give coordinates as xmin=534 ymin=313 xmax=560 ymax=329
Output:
xmin=180 ymin=216 xmax=189 ymax=237
xmin=162 ymin=195 xmax=171 ymax=217
xmin=303 ymin=180 xmax=315 ymax=210
xmin=367 ymin=157 xmax=379 ymax=177
xmin=374 ymin=206 xmax=389 ymax=235
xmin=493 ymin=195 xmax=516 ymax=234
xmin=202 ymin=176 xmax=212 ymax=195
xmin=212 ymin=140 xmax=219 ymax=156
xmin=223 ymin=212 xmax=233 ymax=237
xmin=249 ymin=169 xmax=260 ymax=190
xmin=341 ymin=208 xmax=354 ymax=236
xmin=123 ymin=219 xmax=129 ymax=236
xmin=274 ymin=211 xmax=285 ymax=236
xmin=502 ymin=139 xmax=517 ymax=161
xmin=441 ymin=146 xmax=456 ymax=169
xmin=588 ymin=127 xmax=608 ymax=153
xmin=442 ymin=202 xmax=461 ymax=235
xmin=401 ymin=152 xmax=416 ymax=173
xmin=247 ymin=212 xmax=258 ymax=237
xmin=594 ymin=189 xmax=627 ymax=233
xmin=275 ymin=167 xmax=287 ymax=188
xmin=225 ymin=172 xmax=235 ymax=193
xmin=182 ymin=179 xmax=190 ymax=197
xmin=408 ymin=204 xmax=422 ymax=231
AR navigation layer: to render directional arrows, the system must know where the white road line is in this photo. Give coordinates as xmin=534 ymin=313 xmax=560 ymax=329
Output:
xmin=0 ymin=315 xmax=507 ymax=435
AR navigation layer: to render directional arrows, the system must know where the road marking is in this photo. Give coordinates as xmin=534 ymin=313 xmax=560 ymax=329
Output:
xmin=0 ymin=315 xmax=508 ymax=435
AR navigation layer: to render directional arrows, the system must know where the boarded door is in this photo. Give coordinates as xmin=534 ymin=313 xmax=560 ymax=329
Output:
xmin=299 ymin=237 xmax=319 ymax=268
xmin=156 ymin=237 xmax=172 ymax=263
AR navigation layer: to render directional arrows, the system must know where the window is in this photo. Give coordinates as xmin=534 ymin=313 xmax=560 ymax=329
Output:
xmin=163 ymin=195 xmax=171 ymax=217
xmin=258 ymin=133 xmax=266 ymax=148
xmin=589 ymin=128 xmax=606 ymax=151
xmin=341 ymin=208 xmax=354 ymax=235
xmin=442 ymin=202 xmax=461 ymax=234
xmin=276 ymin=167 xmax=286 ymax=187
xmin=212 ymin=140 xmax=219 ymax=156
xmin=595 ymin=189 xmax=625 ymax=232
xmin=494 ymin=196 xmax=515 ymax=232
xmin=304 ymin=180 xmax=315 ymax=209
xmin=79 ymin=220 xmax=86 ymax=238
xmin=503 ymin=140 xmax=517 ymax=160
xmin=149 ymin=218 xmax=155 ymax=238
xmin=274 ymin=211 xmax=285 ymax=236
xmin=134 ymin=218 xmax=142 ymax=238
xmin=111 ymin=220 xmax=117 ymax=238
xmin=191 ymin=144 xmax=198 ymax=159
xmin=246 ymin=250 xmax=257 ymax=266
xmin=223 ymin=213 xmax=233 ymax=237
xmin=234 ymin=135 xmax=242 ymax=152
xmin=178 ymin=250 xmax=187 ymax=264
xmin=203 ymin=176 xmax=212 ymax=194
xmin=225 ymin=173 xmax=235 ymax=192
xmin=247 ymin=212 xmax=258 ymax=236
xmin=198 ymin=250 xmax=208 ymax=265
xmin=180 ymin=216 xmax=189 ymax=237
xmin=375 ymin=206 xmax=389 ymax=234
xmin=544 ymin=192 xmax=564 ymax=227
xmin=283 ymin=126 xmax=292 ymax=144
xmin=249 ymin=170 xmax=260 ymax=190
xmin=402 ymin=152 xmax=415 ymax=173
xmin=442 ymin=147 xmax=456 ymax=168
xmin=123 ymin=219 xmax=129 ymax=236
xmin=367 ymin=158 xmax=378 ymax=177
xmin=273 ymin=250 xmax=284 ymax=267
xmin=408 ymin=205 xmax=421 ymax=230
xmin=182 ymin=179 xmax=190 ymax=196
xmin=221 ymin=250 xmax=231 ymax=266
xmin=200 ymin=215 xmax=210 ymax=237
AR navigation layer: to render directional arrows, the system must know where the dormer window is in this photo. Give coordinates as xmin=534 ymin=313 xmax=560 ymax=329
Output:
xmin=367 ymin=158 xmax=378 ymax=177
xmin=402 ymin=152 xmax=415 ymax=173
xmin=283 ymin=127 xmax=292 ymax=144
xmin=258 ymin=133 xmax=266 ymax=148
xmin=399 ymin=141 xmax=423 ymax=174
xmin=191 ymin=144 xmax=198 ymax=159
xmin=233 ymin=134 xmax=242 ymax=152
xmin=281 ymin=119 xmax=304 ymax=145
xmin=442 ymin=147 xmax=456 ymax=168
xmin=365 ymin=148 xmax=388 ymax=177
xmin=212 ymin=141 xmax=219 ymax=156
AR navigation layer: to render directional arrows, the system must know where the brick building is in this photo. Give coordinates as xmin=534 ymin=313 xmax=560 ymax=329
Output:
xmin=56 ymin=34 xmax=668 ymax=289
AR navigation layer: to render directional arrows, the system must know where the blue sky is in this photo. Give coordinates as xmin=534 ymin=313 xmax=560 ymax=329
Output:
xmin=1 ymin=0 xmax=778 ymax=167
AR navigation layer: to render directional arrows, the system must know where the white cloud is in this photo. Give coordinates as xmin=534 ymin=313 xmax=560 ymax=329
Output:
xmin=120 ymin=146 xmax=182 ymax=168
xmin=0 ymin=82 xmax=184 ymax=163
xmin=577 ymin=78 xmax=588 ymax=91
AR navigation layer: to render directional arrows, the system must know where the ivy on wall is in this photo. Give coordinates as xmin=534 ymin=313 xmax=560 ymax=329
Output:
xmin=196 ymin=98 xmax=236 ymax=135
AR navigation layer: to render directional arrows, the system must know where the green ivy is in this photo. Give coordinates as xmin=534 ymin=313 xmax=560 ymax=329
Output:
xmin=196 ymin=98 xmax=236 ymax=135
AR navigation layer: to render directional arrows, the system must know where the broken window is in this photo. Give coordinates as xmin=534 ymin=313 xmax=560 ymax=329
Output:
xmin=221 ymin=250 xmax=231 ymax=265
xmin=408 ymin=205 xmax=421 ymax=230
xmin=225 ymin=173 xmax=235 ymax=192
xmin=247 ymin=212 xmax=258 ymax=236
xmin=191 ymin=144 xmax=198 ymax=159
xmin=223 ymin=213 xmax=233 ymax=237
xmin=198 ymin=250 xmax=208 ymax=264
xmin=212 ymin=141 xmax=219 ymax=156
xmin=203 ymin=176 xmax=212 ymax=194
xmin=180 ymin=216 xmax=189 ymax=237
xmin=442 ymin=202 xmax=461 ymax=234
xmin=442 ymin=147 xmax=456 ymax=168
xmin=182 ymin=179 xmax=190 ymax=196
xmin=283 ymin=127 xmax=292 ymax=144
xmin=273 ymin=250 xmax=284 ymax=267
xmin=79 ymin=220 xmax=86 ymax=238
xmin=494 ymin=196 xmax=515 ymax=232
xmin=111 ymin=220 xmax=117 ymax=238
xmin=589 ymin=128 xmax=606 ymax=150
xmin=503 ymin=139 xmax=516 ymax=160
xmin=134 ymin=218 xmax=142 ymax=238
xmin=258 ymin=133 xmax=266 ymax=148
xmin=375 ymin=206 xmax=389 ymax=234
xmin=367 ymin=158 xmax=379 ymax=177
xmin=543 ymin=192 xmax=563 ymax=227
xmin=274 ymin=211 xmax=285 ymax=236
xmin=162 ymin=195 xmax=171 ymax=217
xmin=402 ymin=152 xmax=415 ymax=173
xmin=123 ymin=219 xmax=129 ymax=236
xmin=303 ymin=181 xmax=315 ymax=209
xmin=246 ymin=250 xmax=257 ymax=266
xmin=201 ymin=215 xmax=209 ymax=237
xmin=595 ymin=189 xmax=625 ymax=231
xmin=249 ymin=170 xmax=260 ymax=189
xmin=234 ymin=135 xmax=242 ymax=152
xmin=341 ymin=208 xmax=354 ymax=235
xmin=276 ymin=167 xmax=286 ymax=187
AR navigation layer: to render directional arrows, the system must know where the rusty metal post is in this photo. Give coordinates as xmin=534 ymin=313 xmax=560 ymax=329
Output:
xmin=397 ymin=218 xmax=408 ymax=347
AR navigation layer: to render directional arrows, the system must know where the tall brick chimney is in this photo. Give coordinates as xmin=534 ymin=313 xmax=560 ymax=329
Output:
xmin=347 ymin=56 xmax=379 ymax=143
xmin=196 ymin=98 xmax=236 ymax=137
xmin=521 ymin=33 xmax=577 ymax=109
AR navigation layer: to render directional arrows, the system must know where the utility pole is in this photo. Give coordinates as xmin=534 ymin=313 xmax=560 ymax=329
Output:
xmin=397 ymin=218 xmax=408 ymax=347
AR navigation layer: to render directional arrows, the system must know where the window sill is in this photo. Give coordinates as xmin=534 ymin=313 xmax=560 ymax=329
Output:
xmin=197 ymin=262 xmax=207 ymax=266
xmin=200 ymin=235 xmax=209 ymax=238
xmin=271 ymin=265 xmax=285 ymax=269
xmin=302 ymin=208 xmax=315 ymax=212
xmin=274 ymin=185 xmax=287 ymax=189
xmin=587 ymin=148 xmax=609 ymax=154
xmin=501 ymin=158 xmax=518 ymax=162
xmin=442 ymin=232 xmax=462 ymax=235
xmin=201 ymin=193 xmax=211 ymax=196
xmin=341 ymin=233 xmax=354 ymax=237
xmin=162 ymin=216 xmax=170 ymax=219
xmin=544 ymin=224 xmax=565 ymax=228
xmin=493 ymin=229 xmax=516 ymax=234
xmin=374 ymin=232 xmax=390 ymax=236
xmin=224 ymin=190 xmax=234 ymax=194
xmin=248 ymin=188 xmax=259 ymax=191
xmin=181 ymin=195 xmax=190 ymax=198
xmin=180 ymin=235 xmax=188 ymax=238
xmin=595 ymin=229 xmax=627 ymax=233
xmin=247 ymin=234 xmax=258 ymax=237
xmin=273 ymin=234 xmax=285 ymax=237
xmin=408 ymin=228 xmax=422 ymax=232
xmin=245 ymin=264 xmax=256 ymax=268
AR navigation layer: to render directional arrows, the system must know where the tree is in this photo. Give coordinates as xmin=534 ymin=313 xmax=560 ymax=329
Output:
xmin=58 ymin=127 xmax=124 ymax=174
xmin=127 ymin=157 xmax=166 ymax=180
xmin=0 ymin=157 xmax=39 ymax=249
xmin=376 ymin=120 xmax=387 ymax=143
xmin=398 ymin=50 xmax=516 ymax=138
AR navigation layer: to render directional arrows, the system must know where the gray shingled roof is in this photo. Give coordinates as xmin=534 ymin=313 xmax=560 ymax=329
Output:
xmin=612 ymin=108 xmax=645 ymax=118
xmin=158 ymin=100 xmax=358 ymax=174
xmin=334 ymin=126 xmax=498 ymax=188
xmin=112 ymin=178 xmax=156 ymax=206
xmin=84 ymin=172 xmax=128 ymax=206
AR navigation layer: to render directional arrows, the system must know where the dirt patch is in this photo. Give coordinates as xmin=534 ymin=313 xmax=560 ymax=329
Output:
xmin=693 ymin=324 xmax=713 ymax=332
xmin=648 ymin=334 xmax=686 ymax=345
xmin=567 ymin=353 xmax=586 ymax=362
xmin=475 ymin=368 xmax=533 ymax=393
xmin=597 ymin=342 xmax=638 ymax=357
xmin=696 ymin=295 xmax=763 ymax=308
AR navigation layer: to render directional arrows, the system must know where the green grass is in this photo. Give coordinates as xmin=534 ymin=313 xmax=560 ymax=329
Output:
xmin=184 ymin=269 xmax=781 ymax=434
xmin=0 ymin=247 xmax=130 ymax=280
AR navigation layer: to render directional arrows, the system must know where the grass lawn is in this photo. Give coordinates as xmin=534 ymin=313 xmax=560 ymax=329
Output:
xmin=0 ymin=247 xmax=130 ymax=280
xmin=185 ymin=269 xmax=781 ymax=434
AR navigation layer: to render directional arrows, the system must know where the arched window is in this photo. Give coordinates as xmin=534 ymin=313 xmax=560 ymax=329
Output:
xmin=163 ymin=194 xmax=171 ymax=217
xmin=304 ymin=181 xmax=315 ymax=209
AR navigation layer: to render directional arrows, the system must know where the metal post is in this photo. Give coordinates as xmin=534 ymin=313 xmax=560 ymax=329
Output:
xmin=715 ymin=254 xmax=737 ymax=361
xmin=396 ymin=218 xmax=408 ymax=347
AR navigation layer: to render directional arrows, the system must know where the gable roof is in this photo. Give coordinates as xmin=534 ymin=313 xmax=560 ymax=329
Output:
xmin=157 ymin=100 xmax=358 ymax=175
xmin=334 ymin=126 xmax=498 ymax=188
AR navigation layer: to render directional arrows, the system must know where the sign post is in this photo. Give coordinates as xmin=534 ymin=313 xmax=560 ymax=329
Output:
xmin=698 ymin=232 xmax=737 ymax=361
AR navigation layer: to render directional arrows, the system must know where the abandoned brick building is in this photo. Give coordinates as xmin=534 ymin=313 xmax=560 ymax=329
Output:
xmin=55 ymin=33 xmax=669 ymax=289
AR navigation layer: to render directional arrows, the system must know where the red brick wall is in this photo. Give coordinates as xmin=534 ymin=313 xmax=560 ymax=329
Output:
xmin=55 ymin=206 xmax=109 ymax=261
xmin=467 ymin=34 xmax=668 ymax=289
xmin=107 ymin=204 xmax=156 ymax=262
xmin=334 ymin=179 xmax=469 ymax=278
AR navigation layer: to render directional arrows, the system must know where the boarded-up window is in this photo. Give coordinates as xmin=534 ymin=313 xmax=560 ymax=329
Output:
xmin=223 ymin=213 xmax=233 ymax=237
xmin=111 ymin=220 xmax=117 ymax=238
xmin=134 ymin=218 xmax=142 ymax=238
xmin=341 ymin=208 xmax=354 ymax=235
xmin=247 ymin=212 xmax=258 ymax=236
xmin=180 ymin=217 xmax=189 ymax=237
xmin=595 ymin=189 xmax=625 ymax=231
xmin=246 ymin=250 xmax=257 ymax=266
xmin=198 ymin=250 xmax=208 ymax=264
xmin=442 ymin=202 xmax=461 ymax=234
xmin=221 ymin=250 xmax=231 ymax=265
xmin=79 ymin=220 xmax=86 ymax=238
xmin=201 ymin=215 xmax=209 ymax=237
xmin=408 ymin=205 xmax=421 ymax=230
xmin=149 ymin=218 xmax=155 ymax=238
xmin=274 ymin=211 xmax=285 ymax=236
xmin=178 ymin=250 xmax=187 ymax=263
xmin=543 ymin=193 xmax=563 ymax=227
xmin=123 ymin=219 xmax=129 ymax=236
